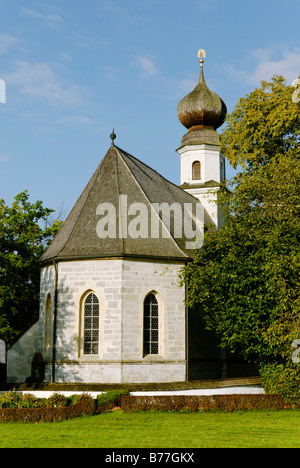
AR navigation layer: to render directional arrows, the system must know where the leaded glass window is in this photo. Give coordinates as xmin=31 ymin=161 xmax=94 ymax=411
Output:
xmin=143 ymin=294 xmax=159 ymax=356
xmin=84 ymin=293 xmax=99 ymax=355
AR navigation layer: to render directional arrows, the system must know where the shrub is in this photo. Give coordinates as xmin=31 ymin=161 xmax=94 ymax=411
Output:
xmin=97 ymin=389 xmax=129 ymax=412
xmin=67 ymin=393 xmax=93 ymax=406
xmin=46 ymin=393 xmax=68 ymax=407
xmin=0 ymin=392 xmax=20 ymax=409
xmin=19 ymin=393 xmax=42 ymax=408
xmin=120 ymin=393 xmax=298 ymax=412
xmin=260 ymin=363 xmax=300 ymax=406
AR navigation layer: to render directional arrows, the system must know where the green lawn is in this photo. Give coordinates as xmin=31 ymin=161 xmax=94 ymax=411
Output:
xmin=0 ymin=410 xmax=299 ymax=448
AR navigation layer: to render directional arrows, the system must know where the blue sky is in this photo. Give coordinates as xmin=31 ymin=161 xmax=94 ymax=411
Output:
xmin=0 ymin=0 xmax=300 ymax=217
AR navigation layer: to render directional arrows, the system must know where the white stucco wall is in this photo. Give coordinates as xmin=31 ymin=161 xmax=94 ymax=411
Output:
xmin=177 ymin=144 xmax=223 ymax=228
xmin=178 ymin=144 xmax=222 ymax=186
xmin=6 ymin=322 xmax=39 ymax=383
xmin=39 ymin=258 xmax=187 ymax=383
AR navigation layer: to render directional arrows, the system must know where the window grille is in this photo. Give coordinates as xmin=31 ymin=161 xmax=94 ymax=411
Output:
xmin=143 ymin=294 xmax=159 ymax=356
xmin=192 ymin=161 xmax=201 ymax=180
xmin=84 ymin=293 xmax=99 ymax=355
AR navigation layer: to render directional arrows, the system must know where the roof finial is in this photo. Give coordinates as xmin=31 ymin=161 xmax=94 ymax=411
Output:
xmin=198 ymin=49 xmax=206 ymax=68
xmin=110 ymin=128 xmax=116 ymax=146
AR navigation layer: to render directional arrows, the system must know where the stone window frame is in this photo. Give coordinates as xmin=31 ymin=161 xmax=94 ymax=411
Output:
xmin=143 ymin=291 xmax=163 ymax=358
xmin=79 ymin=290 xmax=101 ymax=358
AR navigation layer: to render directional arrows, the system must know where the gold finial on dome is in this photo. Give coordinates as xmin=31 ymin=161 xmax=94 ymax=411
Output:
xmin=197 ymin=49 xmax=206 ymax=65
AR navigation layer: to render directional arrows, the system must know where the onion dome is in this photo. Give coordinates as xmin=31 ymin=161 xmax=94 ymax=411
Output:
xmin=177 ymin=50 xmax=227 ymax=146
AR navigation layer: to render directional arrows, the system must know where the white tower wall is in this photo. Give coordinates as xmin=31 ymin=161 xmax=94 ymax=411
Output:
xmin=177 ymin=143 xmax=225 ymax=228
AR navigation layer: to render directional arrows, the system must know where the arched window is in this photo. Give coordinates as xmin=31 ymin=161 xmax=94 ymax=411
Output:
xmin=192 ymin=161 xmax=201 ymax=180
xmin=44 ymin=294 xmax=52 ymax=357
xmin=143 ymin=293 xmax=159 ymax=356
xmin=83 ymin=293 xmax=99 ymax=355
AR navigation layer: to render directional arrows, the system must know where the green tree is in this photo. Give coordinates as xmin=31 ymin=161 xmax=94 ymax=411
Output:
xmin=0 ymin=191 xmax=62 ymax=342
xmin=183 ymin=76 xmax=300 ymax=402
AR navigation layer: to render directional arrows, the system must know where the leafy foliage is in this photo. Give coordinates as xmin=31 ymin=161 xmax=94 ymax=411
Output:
xmin=182 ymin=76 xmax=300 ymax=400
xmin=221 ymin=75 xmax=300 ymax=170
xmin=97 ymin=389 xmax=129 ymax=409
xmin=0 ymin=391 xmax=95 ymax=409
xmin=260 ymin=363 xmax=300 ymax=404
xmin=0 ymin=191 xmax=62 ymax=342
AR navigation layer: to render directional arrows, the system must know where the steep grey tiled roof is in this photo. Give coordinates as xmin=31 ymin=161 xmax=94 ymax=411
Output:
xmin=40 ymin=146 xmax=209 ymax=263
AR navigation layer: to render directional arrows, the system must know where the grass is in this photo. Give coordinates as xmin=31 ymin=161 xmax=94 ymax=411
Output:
xmin=0 ymin=410 xmax=299 ymax=448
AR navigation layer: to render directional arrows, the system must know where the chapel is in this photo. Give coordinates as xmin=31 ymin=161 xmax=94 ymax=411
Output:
xmin=6 ymin=52 xmax=255 ymax=384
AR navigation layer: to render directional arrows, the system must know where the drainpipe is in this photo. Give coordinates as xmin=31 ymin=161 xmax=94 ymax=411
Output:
xmin=52 ymin=260 xmax=58 ymax=383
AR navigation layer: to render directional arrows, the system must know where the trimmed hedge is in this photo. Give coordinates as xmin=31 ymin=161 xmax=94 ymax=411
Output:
xmin=0 ymin=390 xmax=129 ymax=423
xmin=121 ymin=394 xmax=300 ymax=412
xmin=0 ymin=399 xmax=97 ymax=423
xmin=1 ymin=391 xmax=298 ymax=422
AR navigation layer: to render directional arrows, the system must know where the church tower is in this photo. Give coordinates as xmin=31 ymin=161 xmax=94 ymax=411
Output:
xmin=5 ymin=51 xmax=259 ymax=385
xmin=176 ymin=50 xmax=227 ymax=228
